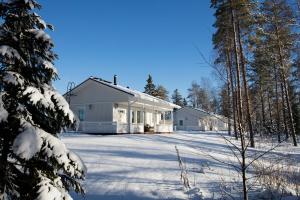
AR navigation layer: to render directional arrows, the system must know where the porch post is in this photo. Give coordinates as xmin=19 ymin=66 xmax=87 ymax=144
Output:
xmin=127 ymin=101 xmax=131 ymax=133
xmin=153 ymin=107 xmax=156 ymax=131
xmin=143 ymin=104 xmax=145 ymax=125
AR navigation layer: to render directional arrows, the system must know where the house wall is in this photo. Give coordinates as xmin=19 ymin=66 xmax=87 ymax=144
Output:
xmin=68 ymin=79 xmax=176 ymax=133
xmin=174 ymin=108 xmax=209 ymax=131
xmin=174 ymin=107 xmax=229 ymax=131
xmin=69 ymin=79 xmax=131 ymax=123
xmin=71 ymin=103 xmax=113 ymax=122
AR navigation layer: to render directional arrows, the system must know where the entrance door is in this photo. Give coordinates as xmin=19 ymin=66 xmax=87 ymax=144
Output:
xmin=145 ymin=112 xmax=154 ymax=126
xmin=117 ymin=109 xmax=127 ymax=123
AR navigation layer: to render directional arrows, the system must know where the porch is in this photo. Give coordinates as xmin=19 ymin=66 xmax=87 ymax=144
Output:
xmin=78 ymin=121 xmax=173 ymax=134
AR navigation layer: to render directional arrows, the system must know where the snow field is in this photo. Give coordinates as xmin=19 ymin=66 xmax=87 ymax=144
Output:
xmin=62 ymin=131 xmax=300 ymax=200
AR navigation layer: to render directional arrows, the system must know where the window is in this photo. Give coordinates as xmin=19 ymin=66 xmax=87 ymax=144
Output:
xmin=132 ymin=111 xmax=135 ymax=123
xmin=137 ymin=111 xmax=143 ymax=123
xmin=165 ymin=111 xmax=172 ymax=120
xmin=78 ymin=109 xmax=85 ymax=121
xmin=179 ymin=120 xmax=183 ymax=126
xmin=161 ymin=113 xmax=164 ymax=120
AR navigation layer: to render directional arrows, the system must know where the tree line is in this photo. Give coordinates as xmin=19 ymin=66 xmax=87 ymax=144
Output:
xmin=143 ymin=74 xmax=219 ymax=113
xmin=211 ymin=0 xmax=300 ymax=148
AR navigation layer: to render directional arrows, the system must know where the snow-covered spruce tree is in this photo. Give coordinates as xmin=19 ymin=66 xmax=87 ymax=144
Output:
xmin=0 ymin=0 xmax=86 ymax=199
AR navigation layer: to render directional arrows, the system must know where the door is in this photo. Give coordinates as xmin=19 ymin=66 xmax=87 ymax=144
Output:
xmin=117 ymin=109 xmax=127 ymax=123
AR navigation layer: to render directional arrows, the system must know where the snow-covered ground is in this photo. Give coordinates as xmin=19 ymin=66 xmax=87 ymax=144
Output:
xmin=62 ymin=131 xmax=300 ymax=200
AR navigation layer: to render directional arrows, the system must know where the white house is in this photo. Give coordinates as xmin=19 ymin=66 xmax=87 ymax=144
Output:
xmin=65 ymin=76 xmax=180 ymax=134
xmin=174 ymin=107 xmax=229 ymax=131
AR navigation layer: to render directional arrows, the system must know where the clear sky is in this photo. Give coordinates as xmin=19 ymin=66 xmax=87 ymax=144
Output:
xmin=39 ymin=0 xmax=216 ymax=98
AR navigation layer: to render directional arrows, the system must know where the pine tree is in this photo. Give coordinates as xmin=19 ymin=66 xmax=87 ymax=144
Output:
xmin=261 ymin=0 xmax=298 ymax=146
xmin=144 ymin=75 xmax=156 ymax=96
xmin=187 ymin=81 xmax=200 ymax=108
xmin=219 ymin=85 xmax=230 ymax=118
xmin=155 ymin=85 xmax=169 ymax=101
xmin=0 ymin=1 xmax=86 ymax=199
xmin=171 ymin=89 xmax=183 ymax=107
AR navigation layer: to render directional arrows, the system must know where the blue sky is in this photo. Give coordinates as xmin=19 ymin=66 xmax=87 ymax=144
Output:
xmin=39 ymin=0 xmax=216 ymax=98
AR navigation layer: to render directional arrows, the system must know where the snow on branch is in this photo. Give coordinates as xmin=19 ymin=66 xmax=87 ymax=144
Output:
xmin=40 ymin=128 xmax=86 ymax=178
xmin=33 ymin=13 xmax=47 ymax=30
xmin=27 ymin=29 xmax=53 ymax=45
xmin=3 ymin=71 xmax=25 ymax=86
xmin=51 ymin=91 xmax=74 ymax=123
xmin=12 ymin=121 xmax=43 ymax=160
xmin=35 ymin=171 xmax=72 ymax=200
xmin=0 ymin=93 xmax=8 ymax=122
xmin=13 ymin=121 xmax=86 ymax=178
xmin=0 ymin=45 xmax=25 ymax=64
xmin=23 ymin=85 xmax=75 ymax=123
xmin=40 ymin=60 xmax=58 ymax=75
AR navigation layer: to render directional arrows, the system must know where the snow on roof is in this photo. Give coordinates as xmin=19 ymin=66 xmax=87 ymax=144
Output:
xmin=182 ymin=106 xmax=231 ymax=122
xmin=90 ymin=77 xmax=181 ymax=109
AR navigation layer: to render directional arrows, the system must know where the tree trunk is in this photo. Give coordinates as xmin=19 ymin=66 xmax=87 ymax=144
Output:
xmin=259 ymin=86 xmax=266 ymax=135
xmin=225 ymin=48 xmax=233 ymax=136
xmin=274 ymin=24 xmax=297 ymax=146
xmin=236 ymin=19 xmax=255 ymax=148
xmin=229 ymin=1 xmax=248 ymax=199
xmin=282 ymin=72 xmax=297 ymax=146
xmin=280 ymin=82 xmax=289 ymax=140
xmin=274 ymin=65 xmax=281 ymax=143
xmin=267 ymin=90 xmax=274 ymax=134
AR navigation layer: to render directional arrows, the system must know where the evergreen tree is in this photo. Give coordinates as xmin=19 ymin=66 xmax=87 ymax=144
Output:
xmin=144 ymin=75 xmax=156 ymax=96
xmin=261 ymin=0 xmax=298 ymax=146
xmin=0 ymin=1 xmax=86 ymax=199
xmin=187 ymin=81 xmax=200 ymax=108
xmin=183 ymin=98 xmax=188 ymax=106
xmin=171 ymin=89 xmax=184 ymax=107
xmin=155 ymin=85 xmax=169 ymax=101
xmin=219 ymin=85 xmax=230 ymax=118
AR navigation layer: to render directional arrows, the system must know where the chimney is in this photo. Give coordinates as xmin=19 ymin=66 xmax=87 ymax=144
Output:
xmin=113 ymin=75 xmax=117 ymax=85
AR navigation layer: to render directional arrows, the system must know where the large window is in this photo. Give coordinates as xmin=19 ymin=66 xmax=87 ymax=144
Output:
xmin=137 ymin=111 xmax=143 ymax=123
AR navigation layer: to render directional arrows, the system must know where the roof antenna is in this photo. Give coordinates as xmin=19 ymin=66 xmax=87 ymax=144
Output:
xmin=66 ymin=82 xmax=75 ymax=104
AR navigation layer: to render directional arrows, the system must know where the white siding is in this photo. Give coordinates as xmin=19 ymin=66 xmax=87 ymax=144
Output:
xmin=174 ymin=107 xmax=229 ymax=131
